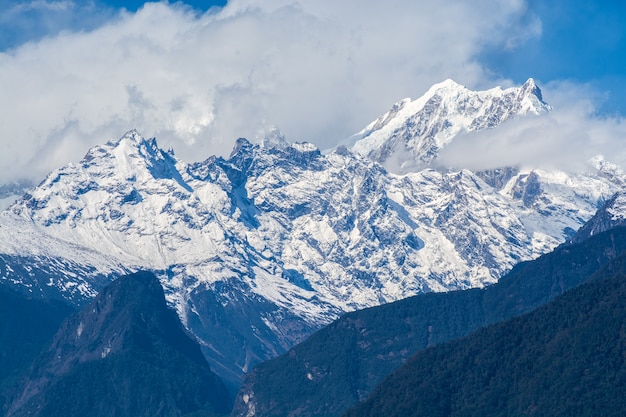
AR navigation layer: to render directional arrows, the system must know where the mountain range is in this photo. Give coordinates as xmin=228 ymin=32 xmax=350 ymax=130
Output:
xmin=0 ymin=78 xmax=623 ymax=390
xmin=232 ymin=225 xmax=626 ymax=416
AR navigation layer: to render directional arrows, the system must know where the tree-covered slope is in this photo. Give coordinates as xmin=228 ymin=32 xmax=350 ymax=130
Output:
xmin=233 ymin=227 xmax=626 ymax=417
xmin=345 ymin=253 xmax=626 ymax=417
xmin=5 ymin=271 xmax=232 ymax=417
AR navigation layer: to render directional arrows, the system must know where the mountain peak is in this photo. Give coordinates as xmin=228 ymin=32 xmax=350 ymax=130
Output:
xmin=106 ymin=129 xmax=144 ymax=147
xmin=100 ymin=131 xmax=186 ymax=184
xmin=523 ymin=77 xmax=537 ymax=89
xmin=102 ymin=130 xmax=166 ymax=162
xmin=427 ymin=78 xmax=466 ymax=93
xmin=519 ymin=77 xmax=549 ymax=110
xmin=230 ymin=137 xmax=254 ymax=158
xmin=350 ymin=78 xmax=552 ymax=171
xmin=11 ymin=128 xmax=191 ymax=232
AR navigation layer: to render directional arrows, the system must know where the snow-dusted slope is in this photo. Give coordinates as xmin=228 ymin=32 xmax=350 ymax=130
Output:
xmin=350 ymin=78 xmax=550 ymax=172
xmin=0 ymin=81 xmax=622 ymax=387
xmin=567 ymin=161 xmax=626 ymax=245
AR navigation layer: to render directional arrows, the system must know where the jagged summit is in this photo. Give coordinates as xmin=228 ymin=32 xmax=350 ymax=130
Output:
xmin=350 ymin=78 xmax=551 ymax=172
xmin=229 ymin=136 xmax=254 ymax=157
xmin=517 ymin=77 xmax=550 ymax=114
xmin=84 ymin=129 xmax=178 ymax=175
xmin=521 ymin=77 xmax=540 ymax=97
xmin=105 ymin=128 xmax=143 ymax=146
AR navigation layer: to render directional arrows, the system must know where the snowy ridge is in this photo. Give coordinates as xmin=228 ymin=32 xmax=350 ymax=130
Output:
xmin=0 ymin=80 xmax=623 ymax=386
xmin=567 ymin=187 xmax=626 ymax=244
xmin=607 ymin=193 xmax=626 ymax=221
xmin=350 ymin=78 xmax=551 ymax=172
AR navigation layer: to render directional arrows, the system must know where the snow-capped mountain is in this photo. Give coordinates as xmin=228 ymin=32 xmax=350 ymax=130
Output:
xmin=350 ymin=78 xmax=550 ymax=172
xmin=0 ymin=80 xmax=622 ymax=388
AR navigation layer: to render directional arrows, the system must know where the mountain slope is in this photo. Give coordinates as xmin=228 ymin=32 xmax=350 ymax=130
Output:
xmin=232 ymin=226 xmax=626 ymax=417
xmin=0 ymin=80 xmax=622 ymax=387
xmin=5 ymin=271 xmax=231 ymax=417
xmin=568 ymin=189 xmax=626 ymax=244
xmin=344 ymin=253 xmax=626 ymax=417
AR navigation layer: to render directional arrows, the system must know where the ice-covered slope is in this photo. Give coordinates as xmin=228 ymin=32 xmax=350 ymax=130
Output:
xmin=0 ymin=81 xmax=622 ymax=388
xmin=350 ymin=78 xmax=550 ymax=172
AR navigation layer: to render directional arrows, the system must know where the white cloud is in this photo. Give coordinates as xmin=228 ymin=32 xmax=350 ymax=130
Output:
xmin=0 ymin=0 xmax=549 ymax=182
xmin=6 ymin=0 xmax=75 ymax=14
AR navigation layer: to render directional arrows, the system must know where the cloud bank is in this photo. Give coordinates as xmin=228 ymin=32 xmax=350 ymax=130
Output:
xmin=0 ymin=0 xmax=542 ymax=182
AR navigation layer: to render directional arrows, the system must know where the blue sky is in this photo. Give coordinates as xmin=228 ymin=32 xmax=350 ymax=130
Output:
xmin=1 ymin=0 xmax=626 ymax=181
xmin=0 ymin=1 xmax=227 ymax=50
xmin=480 ymin=0 xmax=626 ymax=116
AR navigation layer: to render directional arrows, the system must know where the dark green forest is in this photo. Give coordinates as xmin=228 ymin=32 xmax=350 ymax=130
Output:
xmin=344 ymin=255 xmax=626 ymax=417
